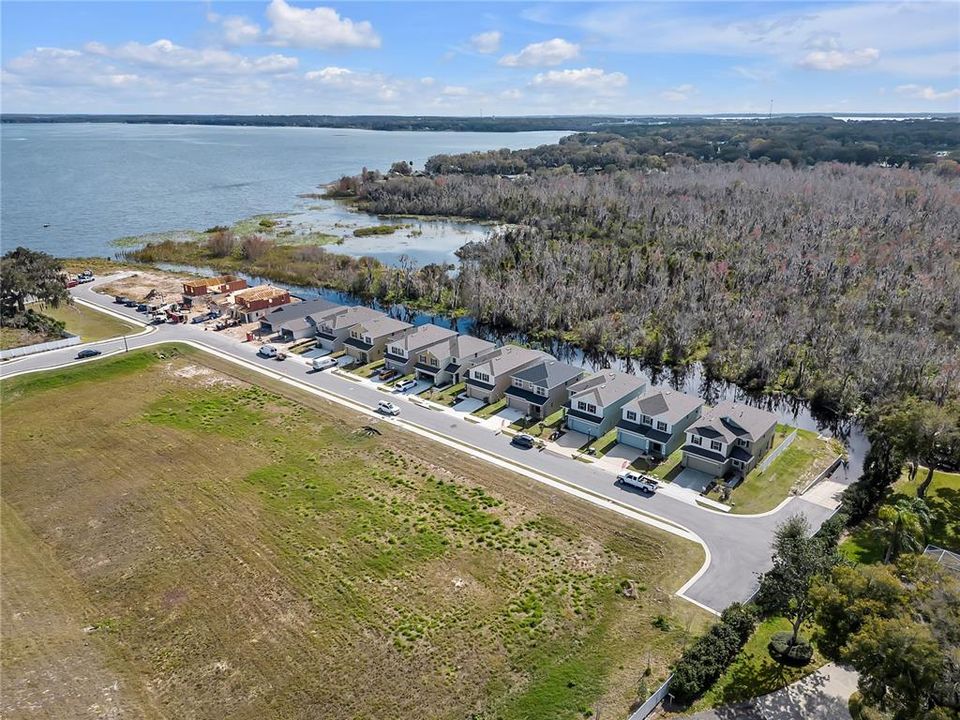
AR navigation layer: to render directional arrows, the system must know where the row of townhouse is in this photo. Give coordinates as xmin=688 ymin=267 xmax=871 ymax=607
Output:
xmin=255 ymin=297 xmax=778 ymax=480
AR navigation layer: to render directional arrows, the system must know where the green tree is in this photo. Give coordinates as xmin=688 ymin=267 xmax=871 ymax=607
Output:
xmin=0 ymin=247 xmax=69 ymax=317
xmin=880 ymin=399 xmax=960 ymax=498
xmin=873 ymin=497 xmax=931 ymax=564
xmin=844 ymin=616 xmax=945 ymax=719
xmin=756 ymin=515 xmax=839 ymax=648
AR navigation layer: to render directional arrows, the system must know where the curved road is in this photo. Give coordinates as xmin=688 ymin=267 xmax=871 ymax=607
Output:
xmin=1 ymin=276 xmax=846 ymax=613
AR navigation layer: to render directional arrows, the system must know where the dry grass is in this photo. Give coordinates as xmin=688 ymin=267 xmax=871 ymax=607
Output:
xmin=1 ymin=346 xmax=707 ymax=720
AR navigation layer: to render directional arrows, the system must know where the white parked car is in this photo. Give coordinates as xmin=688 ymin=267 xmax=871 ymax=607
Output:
xmin=377 ymin=400 xmax=401 ymax=416
xmin=311 ymin=356 xmax=338 ymax=371
xmin=394 ymin=378 xmax=417 ymax=392
xmin=616 ymin=470 xmax=660 ymax=494
xmin=258 ymin=344 xmax=278 ymax=359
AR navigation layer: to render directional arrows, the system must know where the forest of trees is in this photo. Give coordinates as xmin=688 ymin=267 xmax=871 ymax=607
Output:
xmin=348 ymin=160 xmax=959 ymax=418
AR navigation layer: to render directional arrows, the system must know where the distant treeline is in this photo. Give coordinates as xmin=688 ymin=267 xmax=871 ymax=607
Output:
xmin=3 ymin=113 xmax=958 ymax=163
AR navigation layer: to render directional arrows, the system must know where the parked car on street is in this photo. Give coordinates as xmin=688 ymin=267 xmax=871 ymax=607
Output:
xmin=258 ymin=344 xmax=278 ymax=359
xmin=394 ymin=378 xmax=417 ymax=392
xmin=512 ymin=433 xmax=536 ymax=449
xmin=311 ymin=356 xmax=338 ymax=371
xmin=275 ymin=352 xmax=287 ymax=361
xmin=124 ymin=299 xmax=138 ymax=307
xmin=76 ymin=348 xmax=102 ymax=359
xmin=377 ymin=400 xmax=401 ymax=416
xmin=616 ymin=470 xmax=659 ymax=494
xmin=137 ymin=304 xmax=149 ymax=312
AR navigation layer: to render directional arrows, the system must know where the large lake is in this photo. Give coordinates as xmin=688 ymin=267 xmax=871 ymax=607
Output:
xmin=1 ymin=123 xmax=569 ymax=261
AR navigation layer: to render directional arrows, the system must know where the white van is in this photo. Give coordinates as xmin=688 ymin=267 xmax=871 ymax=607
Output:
xmin=258 ymin=344 xmax=278 ymax=359
xmin=311 ymin=356 xmax=338 ymax=371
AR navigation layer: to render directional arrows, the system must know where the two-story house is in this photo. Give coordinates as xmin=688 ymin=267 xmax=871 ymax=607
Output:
xmin=616 ymin=389 xmax=704 ymax=458
xmin=681 ymin=401 xmax=778 ymax=477
xmin=463 ymin=345 xmax=550 ymax=404
xmin=504 ymin=359 xmax=585 ymax=419
xmin=230 ymin=285 xmax=291 ymax=323
xmin=343 ymin=316 xmax=413 ymax=365
xmin=383 ymin=324 xmax=458 ymax=376
xmin=315 ymin=306 xmax=384 ymax=352
xmin=414 ymin=334 xmax=496 ymax=386
xmin=565 ymin=371 xmax=647 ymax=438
xmin=258 ymin=298 xmax=341 ymax=338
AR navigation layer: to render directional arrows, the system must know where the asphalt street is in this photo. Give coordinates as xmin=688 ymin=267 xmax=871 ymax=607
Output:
xmin=1 ymin=277 xmax=844 ymax=613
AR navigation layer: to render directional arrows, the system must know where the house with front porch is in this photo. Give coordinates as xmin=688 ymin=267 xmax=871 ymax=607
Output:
xmin=616 ymin=389 xmax=704 ymax=458
xmin=315 ymin=306 xmax=384 ymax=352
xmin=680 ymin=401 xmax=778 ymax=478
xmin=565 ymin=371 xmax=647 ymax=438
xmin=343 ymin=316 xmax=413 ymax=365
xmin=415 ymin=334 xmax=496 ymax=386
xmin=463 ymin=345 xmax=550 ymax=404
xmin=383 ymin=324 xmax=458 ymax=376
xmin=505 ymin=359 xmax=585 ymax=420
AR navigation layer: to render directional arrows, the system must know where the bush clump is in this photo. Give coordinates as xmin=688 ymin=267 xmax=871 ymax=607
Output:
xmin=767 ymin=631 xmax=814 ymax=667
xmin=669 ymin=602 xmax=758 ymax=705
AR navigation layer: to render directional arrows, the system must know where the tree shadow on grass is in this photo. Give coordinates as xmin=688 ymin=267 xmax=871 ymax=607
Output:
xmin=717 ymin=651 xmax=791 ymax=707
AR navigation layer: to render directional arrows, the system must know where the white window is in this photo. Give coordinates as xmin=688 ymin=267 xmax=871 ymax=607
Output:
xmin=641 ymin=414 xmax=653 ymax=425
xmin=513 ymin=378 xmax=523 ymax=387
xmin=626 ymin=410 xmax=637 ymax=421
xmin=577 ymin=401 xmax=587 ymax=411
xmin=656 ymin=421 xmax=668 ymax=432
xmin=586 ymin=404 xmax=597 ymax=415
xmin=731 ymin=459 xmax=743 ymax=469
xmin=430 ymin=358 xmax=438 ymax=367
xmin=692 ymin=435 xmax=702 ymax=446
xmin=536 ymin=386 xmax=547 ymax=397
xmin=737 ymin=438 xmax=749 ymax=448
xmin=710 ymin=440 xmax=722 ymax=452
xmin=364 ymin=336 xmax=372 ymax=344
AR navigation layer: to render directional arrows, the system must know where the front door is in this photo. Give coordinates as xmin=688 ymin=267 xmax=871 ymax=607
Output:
xmin=529 ymin=404 xmax=541 ymax=418
xmin=649 ymin=441 xmax=663 ymax=457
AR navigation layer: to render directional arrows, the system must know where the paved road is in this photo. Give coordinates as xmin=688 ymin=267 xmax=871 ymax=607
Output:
xmin=0 ymin=277 xmax=844 ymax=613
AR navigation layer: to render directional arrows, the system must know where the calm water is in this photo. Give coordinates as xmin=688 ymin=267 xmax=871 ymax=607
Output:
xmin=1 ymin=123 xmax=568 ymax=260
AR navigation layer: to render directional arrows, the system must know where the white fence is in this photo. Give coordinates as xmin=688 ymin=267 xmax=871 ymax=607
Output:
xmin=757 ymin=429 xmax=798 ymax=472
xmin=628 ymin=674 xmax=673 ymax=720
xmin=0 ymin=333 xmax=80 ymax=360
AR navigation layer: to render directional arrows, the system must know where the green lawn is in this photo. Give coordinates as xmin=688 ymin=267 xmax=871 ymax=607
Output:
xmin=473 ymin=397 xmax=509 ymax=419
xmin=687 ymin=617 xmax=827 ymax=712
xmin=725 ymin=427 xmax=838 ymax=515
xmin=585 ymin=428 xmax=620 ymax=458
xmin=350 ymin=358 xmax=385 ymax=378
xmin=841 ymin=467 xmax=960 ymax=563
xmin=508 ymin=408 xmax=566 ymax=439
xmin=644 ymin=449 xmax=685 ymax=480
xmin=32 ymin=302 xmax=138 ymax=343
xmin=422 ymin=382 xmax=466 ymax=407
xmin=1 ymin=345 xmax=708 ymax=719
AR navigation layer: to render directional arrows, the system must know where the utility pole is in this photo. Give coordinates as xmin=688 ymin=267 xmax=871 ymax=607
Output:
xmin=123 ymin=334 xmax=128 ymax=353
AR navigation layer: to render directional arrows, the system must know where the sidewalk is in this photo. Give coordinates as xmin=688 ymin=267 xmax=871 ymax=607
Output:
xmin=682 ymin=663 xmax=858 ymax=720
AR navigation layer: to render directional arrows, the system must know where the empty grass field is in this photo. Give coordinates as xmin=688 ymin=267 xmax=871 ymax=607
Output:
xmin=31 ymin=301 xmax=139 ymax=342
xmin=1 ymin=346 xmax=708 ymax=720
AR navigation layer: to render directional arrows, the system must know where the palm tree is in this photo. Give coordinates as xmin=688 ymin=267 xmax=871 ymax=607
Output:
xmin=874 ymin=498 xmax=931 ymax=564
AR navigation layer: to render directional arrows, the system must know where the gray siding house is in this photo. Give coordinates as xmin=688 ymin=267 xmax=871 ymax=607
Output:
xmin=616 ymin=389 xmax=704 ymax=458
xmin=681 ymin=401 xmax=778 ymax=478
xmin=315 ymin=306 xmax=384 ymax=352
xmin=505 ymin=360 xmax=585 ymax=419
xmin=415 ymin=335 xmax=496 ymax=386
xmin=463 ymin=345 xmax=550 ymax=403
xmin=565 ymin=371 xmax=647 ymax=438
xmin=383 ymin=324 xmax=458 ymax=376
xmin=343 ymin=316 xmax=413 ymax=365
xmin=259 ymin=298 xmax=340 ymax=338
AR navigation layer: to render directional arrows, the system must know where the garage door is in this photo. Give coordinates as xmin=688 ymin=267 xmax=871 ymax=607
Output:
xmin=566 ymin=416 xmax=599 ymax=437
xmin=682 ymin=454 xmax=724 ymax=477
xmin=616 ymin=429 xmax=648 ymax=451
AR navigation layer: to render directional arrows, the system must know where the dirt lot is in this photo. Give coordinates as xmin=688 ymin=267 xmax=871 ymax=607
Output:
xmin=1 ymin=346 xmax=707 ymax=720
xmin=97 ymin=270 xmax=190 ymax=303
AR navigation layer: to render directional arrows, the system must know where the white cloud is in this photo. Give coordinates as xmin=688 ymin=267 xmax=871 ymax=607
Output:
xmin=264 ymin=0 xmax=380 ymax=50
xmin=660 ymin=83 xmax=697 ymax=101
xmin=419 ymin=76 xmax=436 ymax=86
xmin=530 ymin=67 xmax=627 ymax=93
xmin=441 ymin=85 xmax=470 ymax=96
xmin=499 ymin=38 xmax=579 ymax=67
xmin=469 ymin=31 xmax=502 ymax=54
xmin=84 ymin=39 xmax=298 ymax=75
xmin=221 ymin=16 xmax=262 ymax=46
xmin=500 ymin=88 xmax=523 ymax=101
xmin=797 ymin=47 xmax=880 ymax=71
xmin=896 ymin=84 xmax=960 ymax=101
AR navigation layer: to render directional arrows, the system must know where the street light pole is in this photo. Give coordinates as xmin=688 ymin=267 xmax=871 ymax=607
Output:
xmin=123 ymin=334 xmax=128 ymax=353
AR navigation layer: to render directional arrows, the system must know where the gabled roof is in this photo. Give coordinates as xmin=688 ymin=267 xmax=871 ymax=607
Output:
xmin=318 ymin=305 xmax=383 ymax=331
xmin=688 ymin=401 xmax=777 ymax=443
xmin=468 ymin=345 xmax=548 ymax=379
xmin=279 ymin=317 xmax=312 ymax=333
xmin=567 ymin=371 xmax=646 ymax=408
xmin=265 ymin=298 xmax=339 ymax=325
xmin=353 ymin=316 xmax=412 ymax=339
xmin=511 ymin=359 xmax=583 ymax=389
xmin=389 ymin=324 xmax=457 ymax=353
xmin=625 ymin=389 xmax=703 ymax=425
xmin=427 ymin=334 xmax=495 ymax=361
xmin=234 ymin=285 xmax=288 ymax=303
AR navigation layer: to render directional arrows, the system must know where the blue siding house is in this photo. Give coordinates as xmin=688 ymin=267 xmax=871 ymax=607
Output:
xmin=565 ymin=371 xmax=647 ymax=438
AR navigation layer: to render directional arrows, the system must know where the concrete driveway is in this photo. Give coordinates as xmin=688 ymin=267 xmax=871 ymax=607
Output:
xmin=451 ymin=397 xmax=484 ymax=414
xmin=0 ymin=275 xmax=851 ymax=614
xmin=604 ymin=443 xmax=644 ymax=469
xmin=674 ymin=467 xmax=715 ymax=492
xmin=393 ymin=378 xmax=432 ymax=396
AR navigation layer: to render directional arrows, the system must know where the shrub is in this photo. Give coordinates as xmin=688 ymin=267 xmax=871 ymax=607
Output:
xmin=669 ymin=603 xmax=758 ymax=704
xmin=767 ymin=631 xmax=814 ymax=667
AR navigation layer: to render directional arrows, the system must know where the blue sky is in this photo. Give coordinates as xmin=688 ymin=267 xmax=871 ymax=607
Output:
xmin=2 ymin=1 xmax=958 ymax=115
